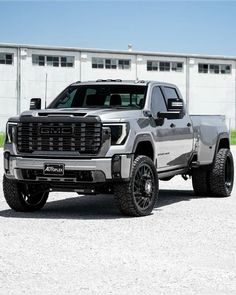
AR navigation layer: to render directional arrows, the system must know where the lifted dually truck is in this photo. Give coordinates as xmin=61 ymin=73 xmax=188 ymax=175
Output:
xmin=3 ymin=80 xmax=234 ymax=217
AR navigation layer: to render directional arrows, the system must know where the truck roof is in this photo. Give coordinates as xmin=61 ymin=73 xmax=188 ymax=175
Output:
xmin=70 ymin=79 xmax=177 ymax=88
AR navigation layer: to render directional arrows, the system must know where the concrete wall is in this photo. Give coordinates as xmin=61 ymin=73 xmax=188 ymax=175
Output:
xmin=20 ymin=48 xmax=81 ymax=112
xmin=188 ymin=58 xmax=235 ymax=128
xmin=0 ymin=47 xmax=18 ymax=130
xmin=81 ymin=52 xmax=137 ymax=81
xmin=0 ymin=44 xmax=235 ymax=131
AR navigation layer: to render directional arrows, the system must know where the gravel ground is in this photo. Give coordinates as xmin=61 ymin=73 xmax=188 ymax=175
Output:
xmin=0 ymin=148 xmax=236 ymax=295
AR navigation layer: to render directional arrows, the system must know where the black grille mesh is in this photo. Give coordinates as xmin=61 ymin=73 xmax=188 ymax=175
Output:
xmin=17 ymin=122 xmax=102 ymax=154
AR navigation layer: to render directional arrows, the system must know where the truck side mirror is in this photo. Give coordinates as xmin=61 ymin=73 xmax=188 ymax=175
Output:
xmin=30 ymin=98 xmax=41 ymax=110
xmin=157 ymin=98 xmax=183 ymax=120
xmin=167 ymin=98 xmax=183 ymax=112
xmin=157 ymin=111 xmax=181 ymax=120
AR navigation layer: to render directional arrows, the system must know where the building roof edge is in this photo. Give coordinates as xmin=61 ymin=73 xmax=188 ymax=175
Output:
xmin=0 ymin=42 xmax=235 ymax=61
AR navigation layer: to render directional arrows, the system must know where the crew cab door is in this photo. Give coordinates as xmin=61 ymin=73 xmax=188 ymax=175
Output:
xmin=151 ymin=86 xmax=193 ymax=170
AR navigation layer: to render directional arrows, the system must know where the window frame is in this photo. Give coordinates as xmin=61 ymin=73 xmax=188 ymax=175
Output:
xmin=159 ymin=61 xmax=171 ymax=72
xmin=147 ymin=60 xmax=183 ymax=72
xmin=118 ymin=59 xmax=131 ymax=70
xmin=147 ymin=60 xmax=158 ymax=71
xmin=150 ymin=86 xmax=167 ymax=118
xmin=61 ymin=56 xmax=74 ymax=67
xmin=209 ymin=64 xmax=220 ymax=74
xmin=91 ymin=57 xmax=131 ymax=70
xmin=32 ymin=54 xmax=74 ymax=67
xmin=48 ymin=84 xmax=147 ymax=109
xmin=198 ymin=63 xmax=209 ymax=74
xmin=92 ymin=57 xmax=104 ymax=69
xmin=198 ymin=62 xmax=232 ymax=75
xmin=160 ymin=85 xmax=185 ymax=118
xmin=105 ymin=58 xmax=117 ymax=69
xmin=46 ymin=55 xmax=59 ymax=67
xmin=32 ymin=54 xmax=45 ymax=66
xmin=220 ymin=64 xmax=231 ymax=74
xmin=171 ymin=61 xmax=183 ymax=72
xmin=162 ymin=86 xmax=179 ymax=101
xmin=0 ymin=52 xmax=14 ymax=65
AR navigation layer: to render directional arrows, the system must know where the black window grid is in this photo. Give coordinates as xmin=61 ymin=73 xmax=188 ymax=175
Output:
xmin=0 ymin=53 xmax=13 ymax=65
xmin=32 ymin=55 xmax=74 ymax=67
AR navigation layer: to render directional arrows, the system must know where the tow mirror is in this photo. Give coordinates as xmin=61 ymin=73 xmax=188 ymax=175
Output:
xmin=30 ymin=98 xmax=41 ymax=110
xmin=167 ymin=98 xmax=183 ymax=112
xmin=157 ymin=98 xmax=183 ymax=120
xmin=157 ymin=111 xmax=181 ymax=120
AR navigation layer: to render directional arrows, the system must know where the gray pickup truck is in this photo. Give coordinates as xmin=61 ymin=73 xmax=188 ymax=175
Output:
xmin=3 ymin=80 xmax=234 ymax=216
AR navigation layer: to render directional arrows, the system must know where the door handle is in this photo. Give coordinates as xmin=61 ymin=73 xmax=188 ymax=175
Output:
xmin=170 ymin=123 xmax=176 ymax=128
xmin=187 ymin=123 xmax=192 ymax=127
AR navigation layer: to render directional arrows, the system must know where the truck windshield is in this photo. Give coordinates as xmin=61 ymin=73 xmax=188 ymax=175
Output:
xmin=48 ymin=84 xmax=147 ymax=109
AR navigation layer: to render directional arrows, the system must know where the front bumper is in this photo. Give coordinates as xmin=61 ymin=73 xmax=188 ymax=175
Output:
xmin=4 ymin=154 xmax=133 ymax=183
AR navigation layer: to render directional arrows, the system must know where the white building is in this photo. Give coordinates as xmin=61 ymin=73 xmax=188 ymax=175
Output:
xmin=0 ymin=43 xmax=235 ymax=130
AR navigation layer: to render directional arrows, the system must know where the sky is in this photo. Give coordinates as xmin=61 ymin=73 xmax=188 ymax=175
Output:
xmin=0 ymin=0 xmax=236 ymax=56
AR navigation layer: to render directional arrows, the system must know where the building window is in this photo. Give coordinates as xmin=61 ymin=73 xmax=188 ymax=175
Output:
xmin=198 ymin=63 xmax=208 ymax=73
xmin=92 ymin=57 xmax=131 ymax=70
xmin=199 ymin=63 xmax=231 ymax=74
xmin=147 ymin=60 xmax=183 ymax=72
xmin=118 ymin=59 xmax=131 ymax=69
xmin=0 ymin=53 xmax=13 ymax=65
xmin=32 ymin=55 xmax=74 ymax=67
xmin=61 ymin=56 xmax=74 ymax=67
xmin=172 ymin=62 xmax=183 ymax=72
xmin=92 ymin=57 xmax=104 ymax=68
xmin=32 ymin=55 xmax=45 ymax=66
xmin=46 ymin=56 xmax=59 ymax=67
xmin=220 ymin=64 xmax=231 ymax=74
xmin=159 ymin=62 xmax=170 ymax=71
xmin=209 ymin=64 xmax=220 ymax=74
xmin=105 ymin=59 xmax=117 ymax=69
xmin=147 ymin=61 xmax=158 ymax=71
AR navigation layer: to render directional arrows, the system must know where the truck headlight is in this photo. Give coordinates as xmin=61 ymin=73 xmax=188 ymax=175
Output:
xmin=6 ymin=122 xmax=18 ymax=143
xmin=103 ymin=123 xmax=130 ymax=145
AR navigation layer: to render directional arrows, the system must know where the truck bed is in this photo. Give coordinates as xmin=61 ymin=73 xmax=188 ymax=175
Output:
xmin=190 ymin=115 xmax=228 ymax=165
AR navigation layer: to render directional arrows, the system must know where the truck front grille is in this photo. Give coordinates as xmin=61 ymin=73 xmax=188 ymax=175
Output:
xmin=17 ymin=122 xmax=102 ymax=154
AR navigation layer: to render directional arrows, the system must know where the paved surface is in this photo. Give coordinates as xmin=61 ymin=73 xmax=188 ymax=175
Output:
xmin=0 ymin=148 xmax=236 ymax=295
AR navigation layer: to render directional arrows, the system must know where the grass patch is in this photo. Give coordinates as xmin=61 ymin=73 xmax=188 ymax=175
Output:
xmin=230 ymin=129 xmax=236 ymax=145
xmin=0 ymin=132 xmax=5 ymax=147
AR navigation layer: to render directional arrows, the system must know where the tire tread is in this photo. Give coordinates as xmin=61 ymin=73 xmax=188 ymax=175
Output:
xmin=209 ymin=148 xmax=234 ymax=197
xmin=192 ymin=167 xmax=210 ymax=196
xmin=3 ymin=175 xmax=48 ymax=212
xmin=114 ymin=156 xmax=158 ymax=217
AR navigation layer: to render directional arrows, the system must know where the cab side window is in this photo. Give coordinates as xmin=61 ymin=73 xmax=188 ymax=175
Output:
xmin=163 ymin=86 xmax=185 ymax=117
xmin=151 ymin=87 xmax=167 ymax=118
xmin=163 ymin=87 xmax=179 ymax=100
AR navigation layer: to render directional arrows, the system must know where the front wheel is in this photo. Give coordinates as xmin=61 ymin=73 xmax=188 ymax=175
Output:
xmin=114 ymin=156 xmax=159 ymax=217
xmin=3 ymin=175 xmax=49 ymax=212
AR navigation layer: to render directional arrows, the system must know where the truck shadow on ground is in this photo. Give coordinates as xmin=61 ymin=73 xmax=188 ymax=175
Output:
xmin=0 ymin=189 xmax=213 ymax=220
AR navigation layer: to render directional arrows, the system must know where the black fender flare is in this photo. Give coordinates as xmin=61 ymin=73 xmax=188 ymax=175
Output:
xmin=214 ymin=132 xmax=230 ymax=160
xmin=132 ymin=134 xmax=156 ymax=165
xmin=132 ymin=134 xmax=154 ymax=153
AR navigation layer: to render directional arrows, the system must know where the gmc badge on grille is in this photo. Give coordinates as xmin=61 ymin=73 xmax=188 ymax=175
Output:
xmin=40 ymin=127 xmax=73 ymax=135
xmin=43 ymin=164 xmax=65 ymax=176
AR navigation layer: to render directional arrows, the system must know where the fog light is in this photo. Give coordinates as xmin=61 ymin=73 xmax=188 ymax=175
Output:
xmin=4 ymin=152 xmax=10 ymax=172
xmin=112 ymin=155 xmax=121 ymax=179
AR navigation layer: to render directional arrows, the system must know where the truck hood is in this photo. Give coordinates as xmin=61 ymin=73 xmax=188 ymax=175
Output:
xmin=18 ymin=108 xmax=142 ymax=122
